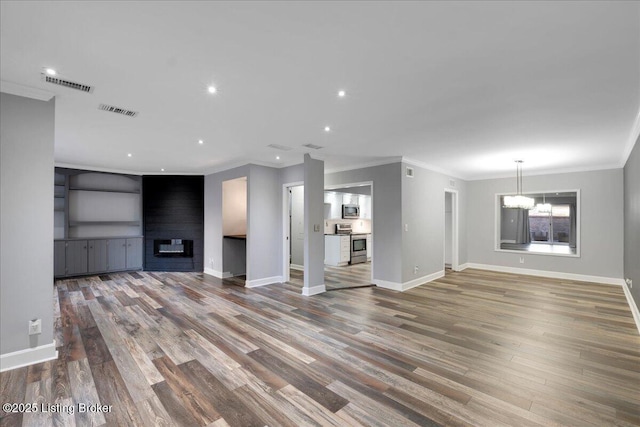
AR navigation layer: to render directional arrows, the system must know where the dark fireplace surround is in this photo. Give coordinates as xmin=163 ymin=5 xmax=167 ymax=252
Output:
xmin=143 ymin=176 xmax=204 ymax=272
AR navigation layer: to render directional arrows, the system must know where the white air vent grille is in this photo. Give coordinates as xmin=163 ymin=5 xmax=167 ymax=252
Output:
xmin=302 ymin=143 xmax=323 ymax=150
xmin=41 ymin=74 xmax=94 ymax=93
xmin=267 ymin=144 xmax=293 ymax=151
xmin=98 ymin=104 xmax=138 ymax=118
xmin=406 ymin=166 xmax=414 ymax=178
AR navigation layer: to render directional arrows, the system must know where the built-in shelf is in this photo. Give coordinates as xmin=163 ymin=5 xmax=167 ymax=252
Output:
xmin=69 ymin=187 xmax=140 ymax=194
xmin=69 ymin=220 xmax=141 ymax=227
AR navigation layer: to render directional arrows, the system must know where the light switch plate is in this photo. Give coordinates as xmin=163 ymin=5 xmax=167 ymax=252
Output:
xmin=314 ymin=224 xmax=320 ymax=232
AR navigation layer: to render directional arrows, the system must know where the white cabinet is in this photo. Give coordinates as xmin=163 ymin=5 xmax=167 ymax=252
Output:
xmin=360 ymin=195 xmax=372 ymax=219
xmin=324 ymin=192 xmax=343 ymax=219
xmin=366 ymin=234 xmax=372 ymax=260
xmin=325 ymin=235 xmax=350 ymax=266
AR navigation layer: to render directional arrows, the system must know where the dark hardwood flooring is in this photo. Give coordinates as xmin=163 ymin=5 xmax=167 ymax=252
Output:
xmin=1 ymin=269 xmax=639 ymax=426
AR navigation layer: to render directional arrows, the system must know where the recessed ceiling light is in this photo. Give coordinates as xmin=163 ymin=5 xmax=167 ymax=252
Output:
xmin=198 ymin=139 xmax=204 ymax=145
xmin=207 ymin=86 xmax=217 ymax=94
xmin=338 ymin=90 xmax=345 ymax=97
xmin=276 ymin=156 xmax=280 ymax=160
xmin=127 ymin=153 xmax=132 ymax=157
xmin=45 ymin=68 xmax=57 ymax=76
xmin=324 ymin=126 xmax=331 ymax=132
xmin=161 ymin=168 xmax=165 ymax=172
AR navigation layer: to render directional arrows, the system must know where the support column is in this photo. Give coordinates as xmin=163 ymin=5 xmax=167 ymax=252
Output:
xmin=302 ymin=154 xmax=326 ymax=296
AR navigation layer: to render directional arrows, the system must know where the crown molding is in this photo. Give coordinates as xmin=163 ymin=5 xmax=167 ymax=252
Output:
xmin=1 ymin=80 xmax=55 ymax=101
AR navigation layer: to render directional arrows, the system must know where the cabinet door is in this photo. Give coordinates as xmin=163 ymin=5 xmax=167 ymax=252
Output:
xmin=54 ymin=241 xmax=66 ymax=277
xmin=340 ymin=236 xmax=351 ymax=263
xmin=107 ymin=239 xmax=127 ymax=271
xmin=366 ymin=234 xmax=372 ymax=259
xmin=126 ymin=238 xmax=143 ymax=269
xmin=66 ymin=240 xmax=88 ymax=276
xmin=88 ymin=240 xmax=108 ymax=273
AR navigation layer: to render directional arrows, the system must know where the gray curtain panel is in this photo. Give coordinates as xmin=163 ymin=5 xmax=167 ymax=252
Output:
xmin=516 ymin=208 xmax=531 ymax=244
xmin=569 ymin=203 xmax=577 ymax=248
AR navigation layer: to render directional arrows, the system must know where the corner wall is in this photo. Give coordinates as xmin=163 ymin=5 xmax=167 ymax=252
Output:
xmin=624 ymin=135 xmax=640 ymax=313
xmin=1 ymin=92 xmax=57 ymax=369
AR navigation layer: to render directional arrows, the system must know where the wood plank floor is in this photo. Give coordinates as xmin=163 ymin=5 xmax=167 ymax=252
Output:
xmin=1 ymin=269 xmax=639 ymax=426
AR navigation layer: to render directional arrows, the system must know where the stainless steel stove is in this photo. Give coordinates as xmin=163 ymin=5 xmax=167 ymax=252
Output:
xmin=335 ymin=223 xmax=367 ymax=264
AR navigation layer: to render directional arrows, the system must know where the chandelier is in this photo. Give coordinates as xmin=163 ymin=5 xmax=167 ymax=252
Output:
xmin=503 ymin=160 xmax=535 ymax=209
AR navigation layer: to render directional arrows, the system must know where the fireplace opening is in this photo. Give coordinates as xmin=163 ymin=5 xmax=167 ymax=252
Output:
xmin=153 ymin=239 xmax=193 ymax=257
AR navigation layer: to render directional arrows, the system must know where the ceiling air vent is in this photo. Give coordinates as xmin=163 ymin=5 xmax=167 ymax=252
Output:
xmin=267 ymin=144 xmax=293 ymax=151
xmin=302 ymin=143 xmax=323 ymax=150
xmin=406 ymin=166 xmax=414 ymax=178
xmin=98 ymin=104 xmax=138 ymax=118
xmin=41 ymin=74 xmax=94 ymax=93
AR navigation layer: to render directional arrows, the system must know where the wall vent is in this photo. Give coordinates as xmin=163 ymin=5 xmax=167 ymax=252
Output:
xmin=41 ymin=74 xmax=94 ymax=93
xmin=267 ymin=144 xmax=293 ymax=151
xmin=98 ymin=104 xmax=138 ymax=118
xmin=302 ymin=143 xmax=323 ymax=150
xmin=406 ymin=166 xmax=414 ymax=178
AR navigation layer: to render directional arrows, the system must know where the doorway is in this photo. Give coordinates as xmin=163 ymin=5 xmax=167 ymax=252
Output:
xmin=444 ymin=189 xmax=459 ymax=271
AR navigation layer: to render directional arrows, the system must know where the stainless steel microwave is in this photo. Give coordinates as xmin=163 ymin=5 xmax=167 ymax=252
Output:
xmin=342 ymin=204 xmax=360 ymax=219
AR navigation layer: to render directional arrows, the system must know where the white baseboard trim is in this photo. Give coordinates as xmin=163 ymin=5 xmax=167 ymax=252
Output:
xmin=203 ymin=268 xmax=233 ymax=279
xmin=1 ymin=341 xmax=58 ymax=372
xmin=245 ymin=276 xmax=283 ymax=288
xmin=463 ymin=263 xmax=623 ymax=286
xmin=374 ymin=270 xmax=445 ymax=292
xmin=621 ymin=282 xmax=640 ymax=336
xmin=301 ymin=284 xmax=326 ymax=296
xmin=289 ymin=264 xmax=304 ymax=271
xmin=457 ymin=263 xmax=470 ymax=271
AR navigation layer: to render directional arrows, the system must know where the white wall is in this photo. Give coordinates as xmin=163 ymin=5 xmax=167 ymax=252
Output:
xmin=467 ymin=169 xmax=624 ymax=280
xmin=1 ymin=92 xmax=56 ymax=367
xmin=222 ymin=177 xmax=247 ymax=236
xmin=303 ymin=155 xmax=325 ymax=294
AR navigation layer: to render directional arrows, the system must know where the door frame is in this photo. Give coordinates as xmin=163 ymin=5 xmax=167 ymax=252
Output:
xmin=282 ymin=181 xmax=304 ymax=283
xmin=444 ymin=189 xmax=460 ymax=271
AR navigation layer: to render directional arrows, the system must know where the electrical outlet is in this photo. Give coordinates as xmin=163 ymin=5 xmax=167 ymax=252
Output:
xmin=209 ymin=257 xmax=214 ymax=267
xmin=404 ymin=224 xmax=409 ymax=232
xmin=519 ymin=257 xmax=525 ymax=264
xmin=626 ymin=278 xmax=633 ymax=289
xmin=29 ymin=319 xmax=42 ymax=335
xmin=414 ymin=266 xmax=419 ymax=274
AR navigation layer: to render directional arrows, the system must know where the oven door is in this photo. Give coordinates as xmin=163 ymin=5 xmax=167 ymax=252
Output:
xmin=350 ymin=235 xmax=367 ymax=264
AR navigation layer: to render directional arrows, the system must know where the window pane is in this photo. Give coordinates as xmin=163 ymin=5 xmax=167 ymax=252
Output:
xmin=552 ymin=204 xmax=570 ymax=242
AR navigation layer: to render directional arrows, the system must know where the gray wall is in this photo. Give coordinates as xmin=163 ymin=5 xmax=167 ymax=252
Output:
xmin=624 ymin=136 xmax=640 ymax=311
xmin=247 ymin=165 xmax=282 ymax=281
xmin=467 ymin=169 xmax=624 ymax=279
xmin=400 ymin=163 xmax=467 ymax=283
xmin=1 ymin=93 xmax=55 ymax=354
xmin=303 ymin=155 xmax=325 ymax=290
xmin=204 ymin=165 xmax=249 ymax=274
xmin=326 ymin=163 xmax=404 ymax=283
xmin=445 ymin=192 xmax=452 ymax=265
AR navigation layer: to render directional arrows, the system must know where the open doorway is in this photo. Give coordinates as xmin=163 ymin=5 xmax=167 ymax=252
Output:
xmin=444 ymin=189 xmax=459 ymax=272
xmin=323 ymin=182 xmax=374 ymax=290
xmin=222 ymin=177 xmax=247 ymax=285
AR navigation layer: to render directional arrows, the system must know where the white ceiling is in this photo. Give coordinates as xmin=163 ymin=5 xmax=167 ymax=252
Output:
xmin=1 ymin=1 xmax=639 ymax=180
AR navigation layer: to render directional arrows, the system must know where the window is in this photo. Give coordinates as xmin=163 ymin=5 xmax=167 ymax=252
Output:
xmin=496 ymin=191 xmax=579 ymax=257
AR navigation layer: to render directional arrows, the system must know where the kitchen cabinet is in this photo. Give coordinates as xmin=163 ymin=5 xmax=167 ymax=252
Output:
xmin=360 ymin=195 xmax=372 ymax=219
xmin=325 ymin=235 xmax=350 ymax=266
xmin=367 ymin=234 xmax=372 ymax=260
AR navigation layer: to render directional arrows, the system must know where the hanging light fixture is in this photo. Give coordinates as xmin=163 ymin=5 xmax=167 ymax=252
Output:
xmin=536 ymin=193 xmax=552 ymax=213
xmin=503 ymin=160 xmax=535 ymax=209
